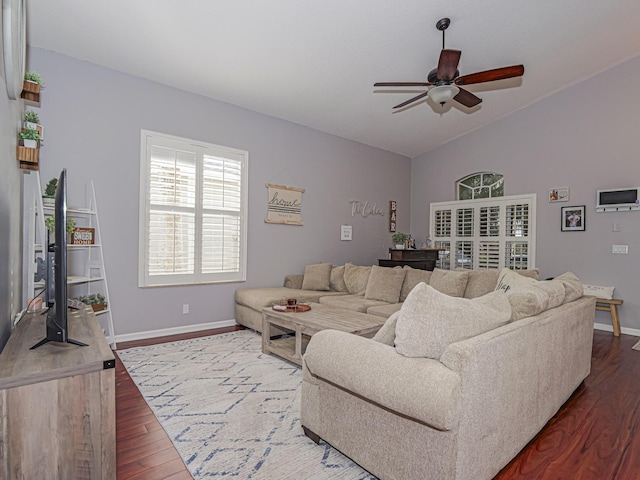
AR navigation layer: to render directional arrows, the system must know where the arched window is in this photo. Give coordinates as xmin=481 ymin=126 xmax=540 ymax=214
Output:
xmin=457 ymin=172 xmax=504 ymax=200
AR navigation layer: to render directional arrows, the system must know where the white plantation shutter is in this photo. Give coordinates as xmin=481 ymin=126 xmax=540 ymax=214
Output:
xmin=139 ymin=131 xmax=248 ymax=286
xmin=430 ymin=194 xmax=536 ymax=271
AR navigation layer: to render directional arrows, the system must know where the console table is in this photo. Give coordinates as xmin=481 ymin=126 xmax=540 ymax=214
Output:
xmin=0 ymin=307 xmax=115 ymax=479
xmin=379 ymin=248 xmax=443 ymax=271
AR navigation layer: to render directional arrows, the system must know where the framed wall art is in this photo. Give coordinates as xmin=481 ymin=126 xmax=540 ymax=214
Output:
xmin=549 ymin=187 xmax=569 ymax=202
xmin=561 ymin=205 xmax=585 ymax=232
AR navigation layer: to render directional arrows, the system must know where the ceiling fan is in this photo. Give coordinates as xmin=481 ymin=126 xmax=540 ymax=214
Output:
xmin=374 ymin=18 xmax=524 ymax=110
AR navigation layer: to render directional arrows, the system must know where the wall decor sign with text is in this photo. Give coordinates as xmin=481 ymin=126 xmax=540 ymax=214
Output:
xmin=389 ymin=200 xmax=397 ymax=232
xmin=265 ymin=183 xmax=304 ymax=225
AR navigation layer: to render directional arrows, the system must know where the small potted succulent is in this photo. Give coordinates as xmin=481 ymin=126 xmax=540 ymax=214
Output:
xmin=23 ymin=111 xmax=44 ymax=141
xmin=391 ymin=232 xmax=410 ymax=249
xmin=19 ymin=126 xmax=41 ymax=148
xmin=24 ymin=110 xmax=40 ymax=127
xmin=43 ymin=178 xmax=57 ymax=206
xmin=23 ymin=71 xmax=43 ymax=92
xmin=75 ymin=293 xmax=107 ymax=312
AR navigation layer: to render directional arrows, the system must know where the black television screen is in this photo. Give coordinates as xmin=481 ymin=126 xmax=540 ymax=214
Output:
xmin=31 ymin=169 xmax=87 ymax=349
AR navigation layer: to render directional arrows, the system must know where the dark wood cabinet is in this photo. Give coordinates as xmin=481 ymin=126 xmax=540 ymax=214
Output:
xmin=379 ymin=248 xmax=442 ymax=271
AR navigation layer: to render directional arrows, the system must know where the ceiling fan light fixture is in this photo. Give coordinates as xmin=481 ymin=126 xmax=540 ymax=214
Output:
xmin=428 ymin=84 xmax=459 ymax=105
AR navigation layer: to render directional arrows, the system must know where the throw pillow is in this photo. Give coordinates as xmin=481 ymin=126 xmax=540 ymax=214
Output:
xmin=364 ymin=265 xmax=406 ymax=303
xmin=301 ymin=263 xmax=332 ymax=291
xmin=429 ymin=268 xmax=469 ymax=297
xmin=534 ymin=280 xmax=566 ymax=309
xmin=395 ymin=283 xmax=512 ymax=359
xmin=506 ymin=284 xmax=550 ymax=321
xmin=555 ymin=272 xmax=583 ymax=303
xmin=343 ymin=263 xmax=372 ymax=295
xmin=495 ymin=268 xmax=537 ymax=293
xmin=400 ymin=266 xmax=433 ymax=302
xmin=329 ymin=264 xmax=348 ymax=292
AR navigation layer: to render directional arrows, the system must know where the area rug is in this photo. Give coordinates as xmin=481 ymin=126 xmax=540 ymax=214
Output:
xmin=633 ymin=339 xmax=640 ymax=351
xmin=118 ymin=330 xmax=376 ymax=479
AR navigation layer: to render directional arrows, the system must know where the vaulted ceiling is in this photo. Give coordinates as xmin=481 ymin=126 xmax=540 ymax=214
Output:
xmin=26 ymin=0 xmax=640 ymax=158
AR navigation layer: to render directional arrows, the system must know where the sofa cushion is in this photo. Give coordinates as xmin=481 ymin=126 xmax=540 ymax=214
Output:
xmin=364 ymin=265 xmax=406 ymax=303
xmin=495 ymin=268 xmax=537 ymax=293
xmin=367 ymin=302 xmax=402 ymax=319
xmin=430 ymin=268 xmax=469 ymax=297
xmin=506 ymin=284 xmax=551 ymax=321
xmin=318 ymin=294 xmax=387 ymax=313
xmin=395 ymin=283 xmax=512 ymax=359
xmin=283 ymin=274 xmax=303 ymax=289
xmin=330 ymin=264 xmax=348 ymax=292
xmin=343 ymin=263 xmax=372 ymax=295
xmin=400 ymin=266 xmax=433 ymax=302
xmin=301 ymin=263 xmax=332 ymax=291
xmin=372 ymin=311 xmax=400 ymax=345
xmin=458 ymin=268 xmax=500 ymax=298
xmin=555 ymin=272 xmax=583 ymax=303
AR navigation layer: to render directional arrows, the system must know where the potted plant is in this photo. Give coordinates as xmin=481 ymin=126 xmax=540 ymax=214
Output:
xmin=45 ymin=216 xmax=76 ymax=242
xmin=42 ymin=178 xmax=57 ymax=206
xmin=24 ymin=111 xmax=44 ymax=141
xmin=23 ymin=71 xmax=43 ymax=90
xmin=391 ymin=232 xmax=410 ymax=249
xmin=75 ymin=293 xmax=107 ymax=312
xmin=19 ymin=126 xmax=41 ymax=148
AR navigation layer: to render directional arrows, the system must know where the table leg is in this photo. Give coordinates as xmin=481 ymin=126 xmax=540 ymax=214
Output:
xmin=295 ymin=325 xmax=302 ymax=361
xmin=611 ymin=305 xmax=621 ymax=337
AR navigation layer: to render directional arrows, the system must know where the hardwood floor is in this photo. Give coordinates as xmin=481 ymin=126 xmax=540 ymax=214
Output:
xmin=116 ymin=328 xmax=640 ymax=480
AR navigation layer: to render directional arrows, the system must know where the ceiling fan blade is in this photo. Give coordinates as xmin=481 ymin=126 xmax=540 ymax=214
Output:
xmin=374 ymin=82 xmax=431 ymax=87
xmin=453 ymin=87 xmax=482 ymax=108
xmin=455 ymin=64 xmax=524 ymax=86
xmin=393 ymin=91 xmax=429 ymax=109
xmin=437 ymin=49 xmax=461 ymax=81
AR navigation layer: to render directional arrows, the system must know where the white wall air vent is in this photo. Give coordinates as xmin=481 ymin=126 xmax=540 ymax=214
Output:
xmin=596 ymin=187 xmax=640 ymax=212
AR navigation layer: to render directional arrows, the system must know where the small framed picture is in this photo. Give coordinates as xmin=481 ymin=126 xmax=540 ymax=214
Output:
xmin=340 ymin=225 xmax=352 ymax=241
xmin=549 ymin=187 xmax=569 ymax=202
xmin=561 ymin=206 xmax=585 ymax=232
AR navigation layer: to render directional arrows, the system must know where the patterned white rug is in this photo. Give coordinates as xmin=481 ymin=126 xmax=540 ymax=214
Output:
xmin=118 ymin=330 xmax=376 ymax=479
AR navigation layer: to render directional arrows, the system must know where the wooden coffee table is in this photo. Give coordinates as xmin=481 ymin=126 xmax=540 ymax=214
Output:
xmin=261 ymin=303 xmax=385 ymax=366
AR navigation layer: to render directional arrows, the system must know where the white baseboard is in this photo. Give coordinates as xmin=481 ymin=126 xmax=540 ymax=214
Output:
xmin=115 ymin=319 xmax=238 ymax=345
xmin=594 ymin=322 xmax=640 ymax=337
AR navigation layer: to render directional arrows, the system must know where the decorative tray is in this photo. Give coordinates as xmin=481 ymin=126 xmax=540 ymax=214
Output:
xmin=272 ymin=304 xmax=311 ymax=312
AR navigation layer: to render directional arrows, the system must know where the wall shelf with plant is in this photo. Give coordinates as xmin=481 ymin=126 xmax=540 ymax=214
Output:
xmin=21 ymin=71 xmax=42 ymax=103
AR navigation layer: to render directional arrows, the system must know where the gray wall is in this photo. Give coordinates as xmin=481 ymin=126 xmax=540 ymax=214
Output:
xmin=411 ymin=54 xmax=640 ymax=333
xmin=0 ymin=50 xmax=25 ymax=349
xmin=30 ymin=48 xmax=411 ymax=337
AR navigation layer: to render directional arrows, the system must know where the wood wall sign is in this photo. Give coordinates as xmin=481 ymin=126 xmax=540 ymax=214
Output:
xmin=265 ymin=183 xmax=304 ymax=225
xmin=71 ymin=227 xmax=95 ymax=245
xmin=389 ymin=200 xmax=397 ymax=232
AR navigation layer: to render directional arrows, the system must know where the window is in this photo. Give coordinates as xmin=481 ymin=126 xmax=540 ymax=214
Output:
xmin=430 ymin=194 xmax=536 ymax=271
xmin=139 ymin=131 xmax=248 ymax=287
xmin=457 ymin=172 xmax=504 ymax=200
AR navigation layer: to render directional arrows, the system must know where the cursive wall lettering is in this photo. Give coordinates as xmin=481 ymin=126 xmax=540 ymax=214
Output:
xmin=350 ymin=200 xmax=384 ymax=217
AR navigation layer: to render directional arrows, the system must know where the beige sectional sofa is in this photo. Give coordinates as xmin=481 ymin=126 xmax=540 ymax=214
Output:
xmin=300 ymin=270 xmax=595 ymax=480
xmin=234 ymin=262 xmax=539 ymax=332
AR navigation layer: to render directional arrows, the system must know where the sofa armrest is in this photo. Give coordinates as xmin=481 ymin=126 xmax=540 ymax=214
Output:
xmin=283 ymin=274 xmax=303 ymax=289
xmin=303 ymin=329 xmax=461 ymax=430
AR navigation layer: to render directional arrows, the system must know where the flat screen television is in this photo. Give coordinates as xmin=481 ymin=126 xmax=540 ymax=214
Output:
xmin=31 ymin=169 xmax=87 ymax=349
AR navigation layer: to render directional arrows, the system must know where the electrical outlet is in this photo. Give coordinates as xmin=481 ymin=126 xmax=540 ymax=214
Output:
xmin=182 ymin=304 xmax=189 ymax=314
xmin=612 ymin=245 xmax=628 ymax=254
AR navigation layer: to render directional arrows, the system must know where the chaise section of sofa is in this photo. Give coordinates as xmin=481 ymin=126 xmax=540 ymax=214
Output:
xmin=300 ymin=271 xmax=593 ymax=480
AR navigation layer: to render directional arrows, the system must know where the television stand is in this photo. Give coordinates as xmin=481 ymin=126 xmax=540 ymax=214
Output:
xmin=0 ymin=307 xmax=115 ymax=479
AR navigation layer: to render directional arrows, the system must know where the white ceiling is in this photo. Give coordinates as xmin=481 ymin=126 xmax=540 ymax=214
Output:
xmin=25 ymin=0 xmax=640 ymax=158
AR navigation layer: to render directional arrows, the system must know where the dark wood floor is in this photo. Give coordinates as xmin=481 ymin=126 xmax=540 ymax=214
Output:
xmin=115 ymin=328 xmax=640 ymax=480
